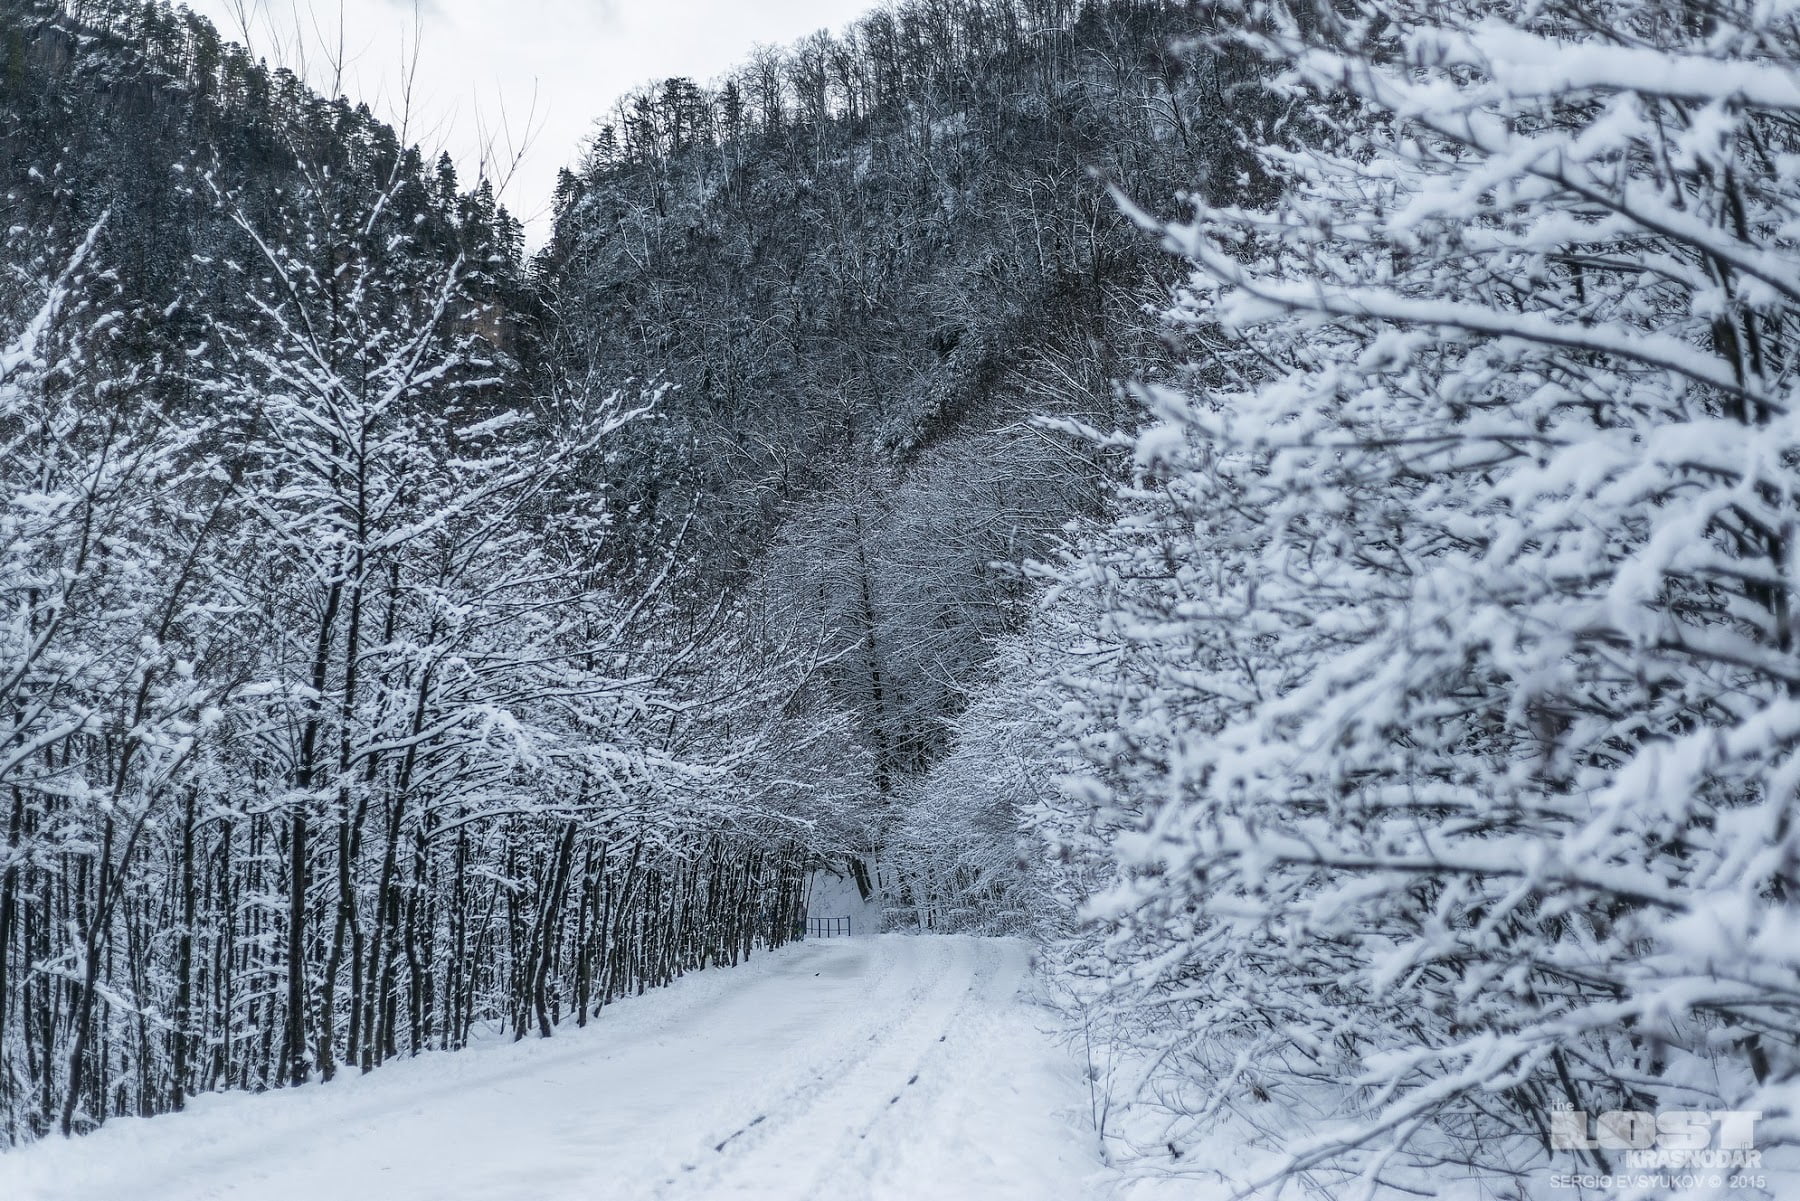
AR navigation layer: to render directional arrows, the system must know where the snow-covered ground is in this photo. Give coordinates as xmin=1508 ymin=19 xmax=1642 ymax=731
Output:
xmin=0 ymin=936 xmax=1105 ymax=1201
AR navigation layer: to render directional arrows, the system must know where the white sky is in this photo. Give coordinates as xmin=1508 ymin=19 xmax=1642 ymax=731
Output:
xmin=179 ymin=0 xmax=870 ymax=245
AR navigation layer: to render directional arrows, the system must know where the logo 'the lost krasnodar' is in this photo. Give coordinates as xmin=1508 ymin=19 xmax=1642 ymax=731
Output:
xmin=1550 ymin=1107 xmax=1763 ymax=1170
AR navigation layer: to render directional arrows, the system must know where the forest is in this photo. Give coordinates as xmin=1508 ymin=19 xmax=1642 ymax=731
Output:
xmin=4 ymin=0 xmax=1800 ymax=1196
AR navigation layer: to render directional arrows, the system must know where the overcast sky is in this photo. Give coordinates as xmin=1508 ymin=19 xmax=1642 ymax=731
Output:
xmin=179 ymin=0 xmax=870 ymax=245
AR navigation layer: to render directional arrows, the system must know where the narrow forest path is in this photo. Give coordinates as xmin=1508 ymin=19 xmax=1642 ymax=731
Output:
xmin=0 ymin=936 xmax=1104 ymax=1201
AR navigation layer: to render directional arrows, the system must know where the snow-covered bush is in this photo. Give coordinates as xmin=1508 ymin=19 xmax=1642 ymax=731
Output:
xmin=1036 ymin=0 xmax=1800 ymax=1194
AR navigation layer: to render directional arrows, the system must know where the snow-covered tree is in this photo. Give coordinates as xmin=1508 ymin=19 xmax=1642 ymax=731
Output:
xmin=1032 ymin=0 xmax=1800 ymax=1193
xmin=887 ymin=588 xmax=1094 ymax=935
xmin=0 ymin=160 xmax=834 ymax=1142
xmin=0 ymin=216 xmax=232 ymax=1137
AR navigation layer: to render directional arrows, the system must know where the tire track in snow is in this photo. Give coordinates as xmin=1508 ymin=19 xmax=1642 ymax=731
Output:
xmin=648 ymin=936 xmax=975 ymax=1199
xmin=811 ymin=940 xmax=1019 ymax=1201
xmin=656 ymin=938 xmax=999 ymax=1201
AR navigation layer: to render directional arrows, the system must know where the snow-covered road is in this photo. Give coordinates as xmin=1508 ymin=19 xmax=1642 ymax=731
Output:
xmin=0 ymin=936 xmax=1102 ymax=1201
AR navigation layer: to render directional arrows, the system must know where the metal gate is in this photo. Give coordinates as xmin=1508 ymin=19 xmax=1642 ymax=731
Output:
xmin=807 ymin=915 xmax=852 ymax=938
